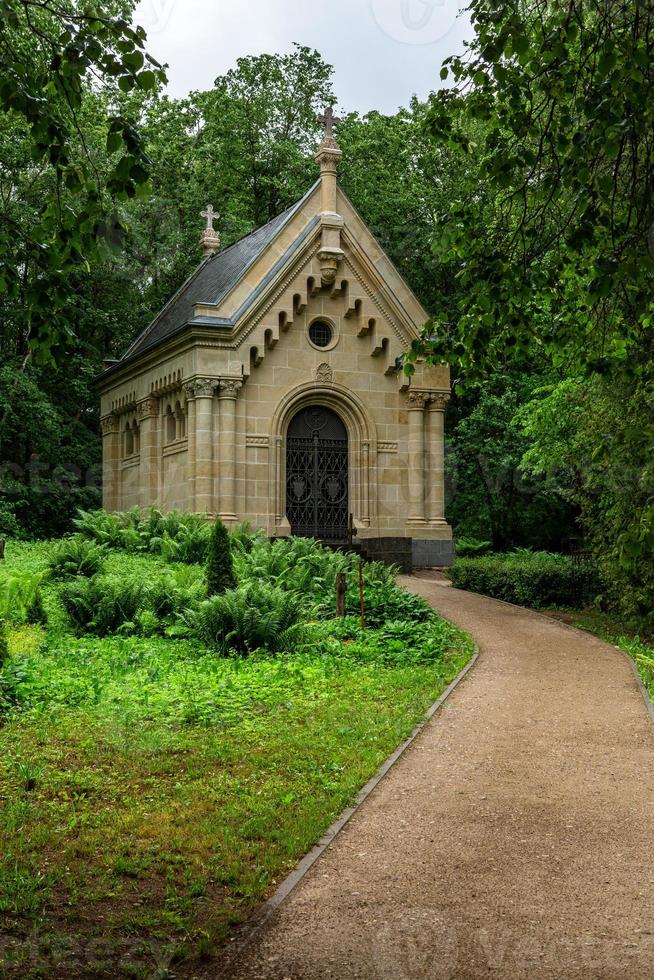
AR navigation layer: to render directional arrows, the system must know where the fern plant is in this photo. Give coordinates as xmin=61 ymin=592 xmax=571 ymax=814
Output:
xmin=0 ymin=618 xmax=8 ymax=667
xmin=0 ymin=570 xmax=46 ymax=624
xmin=48 ymin=535 xmax=107 ymax=579
xmin=185 ymin=583 xmax=309 ymax=655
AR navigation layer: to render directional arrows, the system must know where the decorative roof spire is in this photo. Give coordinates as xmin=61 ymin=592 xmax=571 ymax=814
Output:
xmin=315 ymin=106 xmax=345 ymax=286
xmin=318 ymin=106 xmax=342 ymax=143
xmin=200 ymin=204 xmax=220 ymax=258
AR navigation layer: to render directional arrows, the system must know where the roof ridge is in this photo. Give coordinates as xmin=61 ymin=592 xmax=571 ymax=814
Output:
xmin=114 ymin=180 xmax=320 ymax=369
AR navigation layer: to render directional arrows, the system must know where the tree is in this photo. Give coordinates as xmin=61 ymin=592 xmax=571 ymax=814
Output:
xmin=447 ymin=373 xmax=577 ymax=550
xmin=207 ymin=518 xmax=236 ymax=597
xmin=408 ymin=0 xmax=654 ymax=383
xmin=0 ymin=0 xmax=166 ymax=363
xmin=402 ymin=0 xmax=654 ymax=597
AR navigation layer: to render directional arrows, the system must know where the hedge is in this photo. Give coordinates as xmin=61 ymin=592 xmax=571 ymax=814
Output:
xmin=449 ymin=552 xmax=603 ymax=609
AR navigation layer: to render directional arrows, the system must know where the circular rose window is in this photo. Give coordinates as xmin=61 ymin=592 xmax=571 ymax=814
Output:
xmin=308 ymin=320 xmax=333 ymax=348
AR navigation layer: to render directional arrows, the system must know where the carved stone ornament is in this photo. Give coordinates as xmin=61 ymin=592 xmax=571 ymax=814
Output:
xmin=185 ymin=378 xmax=216 ymax=399
xmin=137 ymin=397 xmax=159 ymax=420
xmin=407 ymin=391 xmax=430 ymax=411
xmin=218 ymin=379 xmax=243 ymax=399
xmin=316 ymin=362 xmax=333 ymax=383
xmin=429 ymin=392 xmax=451 ymax=412
xmin=100 ymin=413 xmax=120 ymax=436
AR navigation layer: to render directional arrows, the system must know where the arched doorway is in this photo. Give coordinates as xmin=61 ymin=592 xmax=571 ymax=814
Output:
xmin=286 ymin=405 xmax=349 ymax=541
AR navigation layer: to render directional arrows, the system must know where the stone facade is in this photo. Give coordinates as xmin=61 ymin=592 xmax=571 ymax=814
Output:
xmin=96 ymin=123 xmax=455 ymax=566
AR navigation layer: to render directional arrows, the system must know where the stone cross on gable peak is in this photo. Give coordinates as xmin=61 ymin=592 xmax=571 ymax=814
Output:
xmin=201 ymin=204 xmax=218 ymax=233
xmin=318 ymin=106 xmax=342 ymax=141
xmin=199 ymin=204 xmax=220 ymax=257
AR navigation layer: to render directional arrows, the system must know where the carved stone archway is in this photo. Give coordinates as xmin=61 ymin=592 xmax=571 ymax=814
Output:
xmin=270 ymin=382 xmax=377 ymax=537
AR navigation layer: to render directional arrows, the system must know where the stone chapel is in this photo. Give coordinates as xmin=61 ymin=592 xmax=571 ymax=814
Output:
xmin=97 ymin=110 xmax=454 ymax=567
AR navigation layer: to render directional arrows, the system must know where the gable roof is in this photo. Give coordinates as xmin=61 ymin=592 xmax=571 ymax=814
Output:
xmin=120 ymin=183 xmax=319 ymax=364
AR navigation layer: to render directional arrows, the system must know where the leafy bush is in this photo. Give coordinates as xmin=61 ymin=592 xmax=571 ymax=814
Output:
xmin=230 ymin=521 xmax=264 ymax=554
xmin=60 ymin=565 xmax=206 ymax=638
xmin=25 ymin=590 xmax=47 ymax=626
xmin=61 ymin=575 xmax=147 ymax=636
xmin=305 ymin=615 xmax=472 ymax=668
xmin=48 ymin=535 xmax=107 ymax=579
xmin=185 ymin=583 xmax=309 ymax=655
xmin=348 ymin=581 xmax=435 ymax=628
xmin=450 ymin=551 xmax=603 ymax=609
xmin=207 ymin=518 xmax=236 ymax=596
xmin=0 ymin=619 xmax=8 ymax=667
xmin=455 ymin=537 xmax=492 ymax=558
xmin=0 ymin=570 xmax=45 ymax=625
xmin=74 ymin=508 xmax=213 ymax=563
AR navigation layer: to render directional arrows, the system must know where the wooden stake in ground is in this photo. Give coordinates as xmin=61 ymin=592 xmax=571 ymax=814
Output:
xmin=358 ymin=559 xmax=366 ymax=631
xmin=0 ymin=540 xmax=5 ymax=561
xmin=335 ymin=571 xmax=346 ymax=618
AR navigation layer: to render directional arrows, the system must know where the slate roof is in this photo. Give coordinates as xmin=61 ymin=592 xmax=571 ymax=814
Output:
xmin=119 ymin=184 xmax=318 ymax=365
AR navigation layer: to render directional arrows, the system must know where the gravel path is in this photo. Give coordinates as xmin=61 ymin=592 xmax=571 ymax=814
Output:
xmin=223 ymin=576 xmax=654 ymax=979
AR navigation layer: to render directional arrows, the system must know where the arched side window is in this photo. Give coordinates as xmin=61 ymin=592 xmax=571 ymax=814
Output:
xmin=132 ymin=420 xmax=140 ymax=455
xmin=175 ymin=401 xmax=186 ymax=440
xmin=165 ymin=404 xmax=176 ymax=444
xmin=124 ymin=422 xmax=134 ymax=457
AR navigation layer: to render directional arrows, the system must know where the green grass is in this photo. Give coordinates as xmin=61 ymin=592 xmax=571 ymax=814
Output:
xmin=546 ymin=606 xmax=654 ymax=702
xmin=0 ymin=539 xmax=474 ymax=978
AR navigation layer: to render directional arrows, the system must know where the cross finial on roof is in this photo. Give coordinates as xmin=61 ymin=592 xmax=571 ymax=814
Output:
xmin=318 ymin=106 xmax=341 ymax=140
xmin=201 ymin=204 xmax=217 ymax=233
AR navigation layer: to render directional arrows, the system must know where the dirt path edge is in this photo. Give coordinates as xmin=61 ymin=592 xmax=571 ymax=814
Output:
xmin=216 ymin=643 xmax=479 ymax=978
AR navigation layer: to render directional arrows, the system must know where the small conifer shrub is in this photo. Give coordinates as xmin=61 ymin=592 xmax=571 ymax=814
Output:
xmin=206 ymin=518 xmax=236 ymax=596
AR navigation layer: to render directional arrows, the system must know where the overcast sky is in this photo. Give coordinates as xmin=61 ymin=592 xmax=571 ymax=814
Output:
xmin=134 ymin=0 xmax=473 ymax=114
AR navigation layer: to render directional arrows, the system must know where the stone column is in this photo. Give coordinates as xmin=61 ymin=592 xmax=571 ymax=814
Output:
xmin=137 ymin=397 xmax=160 ymax=508
xmin=183 ymin=388 xmax=197 ymax=511
xmin=406 ymin=391 xmax=428 ymax=526
xmin=361 ymin=440 xmax=371 ymax=526
xmin=100 ymin=413 xmax=120 ymax=511
xmin=426 ymin=393 xmax=450 ymax=525
xmin=217 ymin=379 xmax=242 ymax=522
xmin=188 ymin=379 xmax=216 ymax=515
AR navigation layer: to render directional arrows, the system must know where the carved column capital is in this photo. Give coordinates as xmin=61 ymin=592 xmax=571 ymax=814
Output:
xmin=100 ymin=413 xmax=120 ymax=436
xmin=428 ymin=392 xmax=451 ymax=412
xmin=217 ymin=379 xmax=243 ymax=400
xmin=137 ymin=397 xmax=159 ymax=420
xmin=184 ymin=378 xmax=217 ymax=399
xmin=407 ymin=390 xmax=430 ymax=411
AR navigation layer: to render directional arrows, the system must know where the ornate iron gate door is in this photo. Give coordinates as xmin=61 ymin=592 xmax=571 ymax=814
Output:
xmin=286 ymin=406 xmax=349 ymax=541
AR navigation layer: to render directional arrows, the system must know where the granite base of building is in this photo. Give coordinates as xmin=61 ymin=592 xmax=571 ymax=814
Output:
xmin=358 ymin=537 xmax=414 ymax=575
xmin=411 ymin=538 xmax=456 ymax=568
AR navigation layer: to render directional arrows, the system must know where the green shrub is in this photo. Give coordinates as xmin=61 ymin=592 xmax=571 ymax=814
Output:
xmin=185 ymin=582 xmax=309 ymax=655
xmin=60 ymin=565 xmax=205 ymax=638
xmin=450 ymin=551 xmax=603 ymax=609
xmin=61 ymin=575 xmax=147 ymax=636
xmin=48 ymin=535 xmax=107 ymax=579
xmin=206 ymin=518 xmax=236 ymax=596
xmin=229 ymin=521 xmax=264 ymax=554
xmin=0 ymin=570 xmax=45 ymax=624
xmin=25 ymin=590 xmax=47 ymax=626
xmin=348 ymin=581 xmax=435 ymax=627
xmin=455 ymin=537 xmax=492 ymax=558
xmin=0 ymin=619 xmax=8 ymax=667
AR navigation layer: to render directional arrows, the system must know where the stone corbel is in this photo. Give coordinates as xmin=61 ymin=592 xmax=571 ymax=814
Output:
xmin=137 ymin=397 xmax=159 ymax=420
xmin=100 ymin=413 xmax=120 ymax=436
